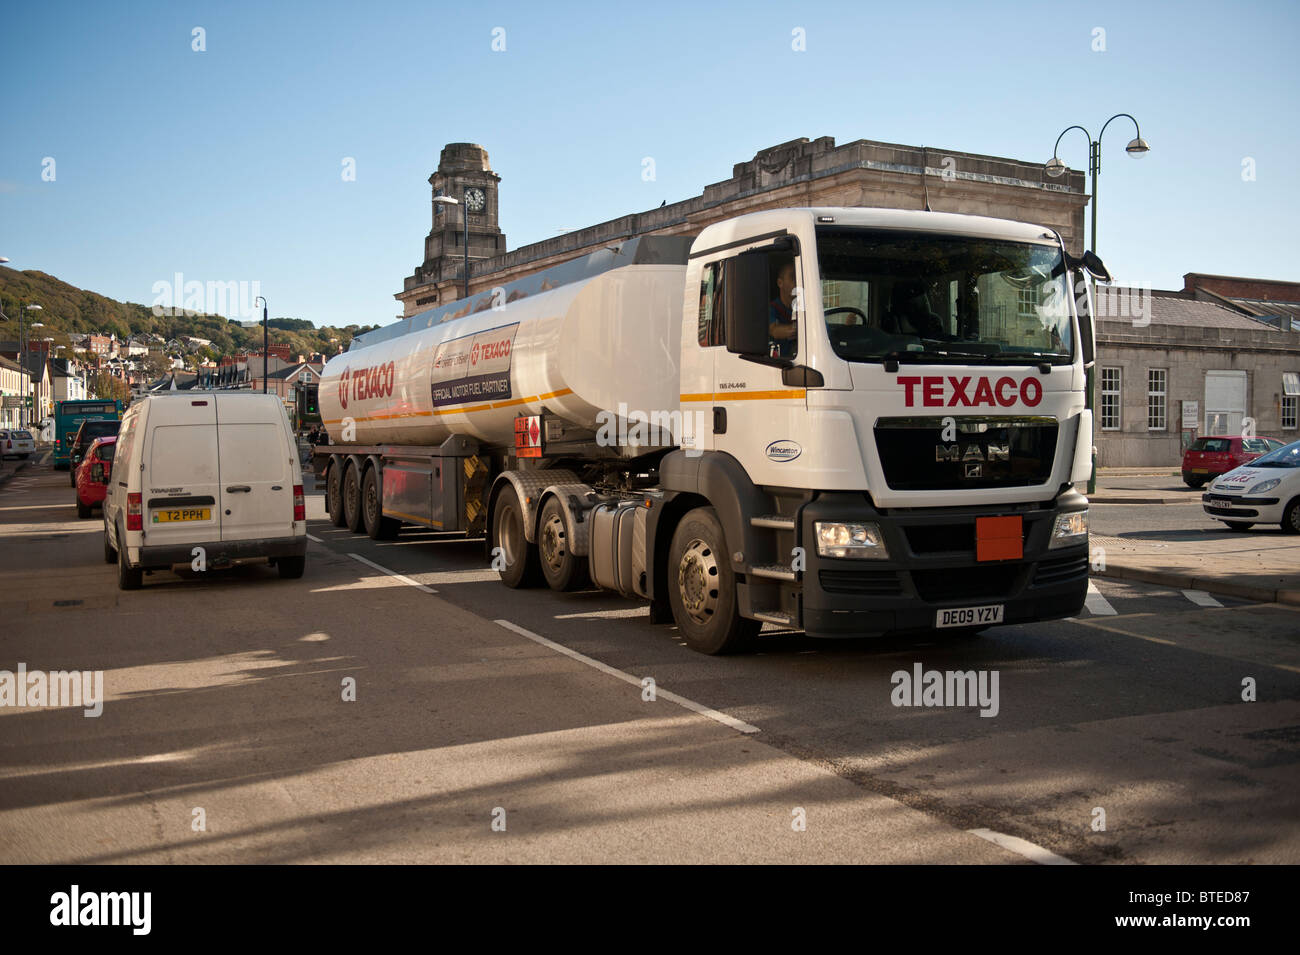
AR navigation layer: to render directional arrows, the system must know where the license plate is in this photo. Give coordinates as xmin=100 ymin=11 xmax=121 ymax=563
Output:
xmin=1208 ymin=497 xmax=1234 ymax=506
xmin=936 ymin=604 xmax=1004 ymax=628
xmin=1190 ymin=467 xmax=1208 ymax=474
xmin=152 ymin=508 xmax=210 ymax=523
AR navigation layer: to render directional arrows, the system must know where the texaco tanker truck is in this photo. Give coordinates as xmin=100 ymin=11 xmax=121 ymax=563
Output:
xmin=316 ymin=207 xmax=1109 ymax=654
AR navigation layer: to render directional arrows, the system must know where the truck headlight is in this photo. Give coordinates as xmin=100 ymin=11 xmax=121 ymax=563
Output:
xmin=1247 ymin=478 xmax=1280 ymax=494
xmin=1049 ymin=510 xmax=1088 ymax=548
xmin=814 ymin=521 xmax=888 ymax=559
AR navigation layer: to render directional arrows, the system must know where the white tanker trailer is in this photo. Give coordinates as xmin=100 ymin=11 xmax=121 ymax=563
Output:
xmin=316 ymin=207 xmax=1107 ymax=654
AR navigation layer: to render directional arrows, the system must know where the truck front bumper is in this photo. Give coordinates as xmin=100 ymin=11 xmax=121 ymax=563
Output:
xmin=799 ymin=489 xmax=1090 ymax=638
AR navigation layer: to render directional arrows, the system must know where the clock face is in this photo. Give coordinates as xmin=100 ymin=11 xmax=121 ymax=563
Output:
xmin=464 ymin=187 xmax=486 ymax=212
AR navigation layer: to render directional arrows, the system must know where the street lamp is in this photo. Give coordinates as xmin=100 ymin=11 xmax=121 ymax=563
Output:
xmin=1046 ymin=113 xmax=1150 ymax=494
xmin=22 ymin=309 xmax=44 ymax=427
xmin=255 ymin=295 xmax=268 ymax=393
xmin=433 ymin=194 xmax=470 ymax=300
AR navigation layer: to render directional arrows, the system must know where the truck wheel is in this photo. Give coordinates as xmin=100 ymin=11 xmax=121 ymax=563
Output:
xmin=117 ymin=525 xmax=142 ymax=591
xmin=277 ymin=555 xmax=307 ymax=579
xmin=103 ymin=518 xmax=117 ymax=564
xmin=326 ymin=461 xmax=347 ymax=527
xmin=77 ymin=496 xmax=91 ymax=519
xmin=491 ymin=483 xmax=542 ymax=588
xmin=538 ymin=496 xmax=589 ymax=591
xmin=667 ymin=507 xmax=760 ymax=655
xmin=343 ymin=463 xmax=363 ymax=533
xmin=362 ymin=468 xmax=401 ymax=541
xmin=1282 ymin=500 xmax=1300 ymax=535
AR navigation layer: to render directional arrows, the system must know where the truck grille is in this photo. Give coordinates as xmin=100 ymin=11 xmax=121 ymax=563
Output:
xmin=819 ymin=569 xmax=904 ymax=596
xmin=874 ymin=416 xmax=1057 ymax=490
xmin=911 ymin=565 xmax=1021 ymax=601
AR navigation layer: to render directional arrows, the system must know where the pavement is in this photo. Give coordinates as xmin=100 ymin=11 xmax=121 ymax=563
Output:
xmin=1088 ymin=468 xmax=1300 ymax=606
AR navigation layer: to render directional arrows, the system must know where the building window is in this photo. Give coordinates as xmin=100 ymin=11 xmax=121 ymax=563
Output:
xmin=1282 ymin=373 xmax=1299 ymax=430
xmin=1017 ymin=286 xmax=1038 ymax=318
xmin=1147 ymin=368 xmax=1167 ymax=431
xmin=1100 ymin=367 xmax=1121 ymax=430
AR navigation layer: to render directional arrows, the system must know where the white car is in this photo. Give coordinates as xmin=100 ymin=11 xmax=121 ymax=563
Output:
xmin=0 ymin=429 xmax=36 ymax=459
xmin=1202 ymin=439 xmax=1300 ymax=532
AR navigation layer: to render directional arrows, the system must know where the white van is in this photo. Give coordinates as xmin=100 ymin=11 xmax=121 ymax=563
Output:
xmin=103 ymin=392 xmax=307 ymax=590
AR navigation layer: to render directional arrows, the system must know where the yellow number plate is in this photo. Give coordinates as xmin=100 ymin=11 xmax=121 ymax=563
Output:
xmin=152 ymin=508 xmax=211 ymax=523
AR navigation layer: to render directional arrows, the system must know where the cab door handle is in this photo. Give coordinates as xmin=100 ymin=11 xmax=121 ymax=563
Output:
xmin=226 ymin=485 xmax=251 ymax=493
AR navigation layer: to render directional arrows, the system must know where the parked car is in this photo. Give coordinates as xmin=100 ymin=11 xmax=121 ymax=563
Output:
xmin=1180 ymin=435 xmax=1285 ymax=488
xmin=103 ymin=392 xmax=307 ymax=590
xmin=0 ymin=429 xmax=36 ymax=459
xmin=1202 ymin=439 xmax=1300 ymax=532
xmin=68 ymin=418 xmax=121 ymax=486
xmin=74 ymin=436 xmax=116 ymax=519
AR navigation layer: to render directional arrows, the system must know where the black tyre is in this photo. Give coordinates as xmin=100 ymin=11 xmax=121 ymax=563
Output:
xmin=1224 ymin=521 xmax=1255 ymax=532
xmin=117 ymin=525 xmax=142 ymax=590
xmin=537 ymin=496 xmax=589 ymax=592
xmin=70 ymin=469 xmax=78 ymax=487
xmin=491 ymin=483 xmax=542 ymax=588
xmin=362 ymin=467 xmax=401 ymax=541
xmin=667 ymin=507 xmax=761 ymax=655
xmin=343 ymin=464 xmax=363 ymax=533
xmin=277 ymin=555 xmax=307 ymax=579
xmin=1282 ymin=499 xmax=1300 ymax=535
xmin=326 ymin=460 xmax=347 ymax=527
xmin=1183 ymin=477 xmax=1206 ymax=489
xmin=103 ymin=518 xmax=117 ymax=564
xmin=76 ymin=496 xmax=91 ymax=519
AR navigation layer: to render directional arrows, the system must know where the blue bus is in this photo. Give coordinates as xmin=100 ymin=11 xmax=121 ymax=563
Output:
xmin=53 ymin=399 xmax=123 ymax=469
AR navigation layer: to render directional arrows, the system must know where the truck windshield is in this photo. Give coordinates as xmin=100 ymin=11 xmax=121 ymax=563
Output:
xmin=816 ymin=228 xmax=1073 ymax=365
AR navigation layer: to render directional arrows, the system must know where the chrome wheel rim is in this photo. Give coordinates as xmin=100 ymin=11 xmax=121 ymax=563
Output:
xmin=540 ymin=512 xmax=567 ymax=573
xmin=677 ymin=537 xmax=719 ymax=625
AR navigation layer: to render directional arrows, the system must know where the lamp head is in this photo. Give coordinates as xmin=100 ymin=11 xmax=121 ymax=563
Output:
xmin=1045 ymin=157 xmax=1067 ymax=178
xmin=1125 ymin=137 xmax=1150 ymax=157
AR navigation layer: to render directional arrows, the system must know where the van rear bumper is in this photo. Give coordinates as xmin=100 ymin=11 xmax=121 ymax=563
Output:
xmin=140 ymin=535 xmax=307 ymax=568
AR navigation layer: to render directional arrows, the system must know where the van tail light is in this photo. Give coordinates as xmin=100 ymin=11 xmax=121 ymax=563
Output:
xmin=126 ymin=493 xmax=142 ymax=531
xmin=293 ymin=484 xmax=305 ymax=522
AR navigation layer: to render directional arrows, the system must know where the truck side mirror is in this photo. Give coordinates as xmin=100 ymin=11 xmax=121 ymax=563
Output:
xmin=723 ymin=251 xmax=771 ymax=356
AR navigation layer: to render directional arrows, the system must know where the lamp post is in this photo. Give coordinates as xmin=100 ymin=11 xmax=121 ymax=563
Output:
xmin=255 ymin=296 xmax=268 ymax=393
xmin=433 ymin=194 xmax=470 ymax=299
xmin=1046 ymin=114 xmax=1150 ymax=494
xmin=22 ymin=309 xmax=44 ymax=427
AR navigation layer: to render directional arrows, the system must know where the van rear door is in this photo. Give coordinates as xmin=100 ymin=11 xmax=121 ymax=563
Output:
xmin=143 ymin=399 xmax=221 ymax=548
xmin=216 ymin=397 xmax=294 ymax=542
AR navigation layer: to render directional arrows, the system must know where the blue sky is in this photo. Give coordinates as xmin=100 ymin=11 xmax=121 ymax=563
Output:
xmin=2 ymin=0 xmax=1297 ymax=330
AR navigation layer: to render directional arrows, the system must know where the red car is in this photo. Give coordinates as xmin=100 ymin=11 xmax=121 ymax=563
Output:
xmin=74 ymin=435 xmax=117 ymax=519
xmin=1181 ymin=435 xmax=1285 ymax=488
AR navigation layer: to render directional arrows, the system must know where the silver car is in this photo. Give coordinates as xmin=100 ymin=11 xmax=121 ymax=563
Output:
xmin=0 ymin=429 xmax=36 ymax=459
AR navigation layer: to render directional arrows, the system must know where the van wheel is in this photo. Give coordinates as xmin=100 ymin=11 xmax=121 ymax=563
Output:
xmin=362 ymin=468 xmax=401 ymax=541
xmin=117 ymin=526 xmax=142 ymax=590
xmin=667 ymin=507 xmax=760 ymax=655
xmin=326 ymin=461 xmax=347 ymax=527
xmin=103 ymin=519 xmax=117 ymax=564
xmin=77 ymin=497 xmax=92 ymax=519
xmin=491 ymin=483 xmax=542 ymax=588
xmin=538 ymin=496 xmax=589 ymax=591
xmin=1282 ymin=500 xmax=1300 ymax=535
xmin=343 ymin=464 xmax=363 ymax=533
xmin=277 ymin=555 xmax=307 ymax=579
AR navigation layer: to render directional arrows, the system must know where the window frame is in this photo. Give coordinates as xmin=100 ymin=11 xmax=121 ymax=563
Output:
xmin=1100 ymin=366 xmax=1122 ymax=431
xmin=1146 ymin=367 xmax=1167 ymax=432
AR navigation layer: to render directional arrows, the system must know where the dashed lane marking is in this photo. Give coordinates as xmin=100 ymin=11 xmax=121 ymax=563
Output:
xmin=494 ymin=618 xmax=761 ymax=735
xmin=1182 ymin=589 xmax=1224 ymax=608
xmin=1084 ymin=580 xmax=1117 ymax=615
xmin=347 ymin=553 xmax=439 ymax=593
xmin=967 ymin=828 xmax=1077 ymax=865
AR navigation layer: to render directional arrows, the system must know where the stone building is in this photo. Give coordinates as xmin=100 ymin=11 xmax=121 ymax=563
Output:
xmin=1095 ymin=276 xmax=1300 ymax=467
xmin=397 ymin=136 xmax=1088 ymax=316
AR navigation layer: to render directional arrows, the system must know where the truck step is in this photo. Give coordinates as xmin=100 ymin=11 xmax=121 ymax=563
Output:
xmin=750 ymin=563 xmax=798 ymax=582
xmin=750 ymin=514 xmax=796 ymax=531
xmin=752 ymin=609 xmax=796 ymax=627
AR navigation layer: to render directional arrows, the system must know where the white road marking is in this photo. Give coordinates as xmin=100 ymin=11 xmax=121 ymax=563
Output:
xmin=306 ymin=533 xmax=323 ymax=543
xmin=1084 ymin=580 xmax=1117 ymax=615
xmin=347 ymin=553 xmax=439 ymax=593
xmin=967 ymin=828 xmax=1077 ymax=865
xmin=495 ymin=618 xmax=761 ymax=735
xmin=554 ymin=608 xmax=648 ymax=620
xmin=1182 ymin=589 xmax=1223 ymax=608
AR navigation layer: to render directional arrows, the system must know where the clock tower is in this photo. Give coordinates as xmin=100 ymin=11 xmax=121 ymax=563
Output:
xmin=402 ymin=143 xmax=506 ymax=312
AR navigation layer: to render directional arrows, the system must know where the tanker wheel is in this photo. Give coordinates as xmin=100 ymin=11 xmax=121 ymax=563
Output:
xmin=538 ymin=496 xmax=589 ymax=592
xmin=491 ymin=483 xmax=542 ymax=588
xmin=667 ymin=506 xmax=760 ymax=655
xmin=326 ymin=461 xmax=347 ymax=527
xmin=343 ymin=463 xmax=364 ymax=533
xmin=362 ymin=467 xmax=401 ymax=541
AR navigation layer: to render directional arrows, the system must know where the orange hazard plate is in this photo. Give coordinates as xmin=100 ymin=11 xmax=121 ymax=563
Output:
xmin=976 ymin=515 xmax=1022 ymax=562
